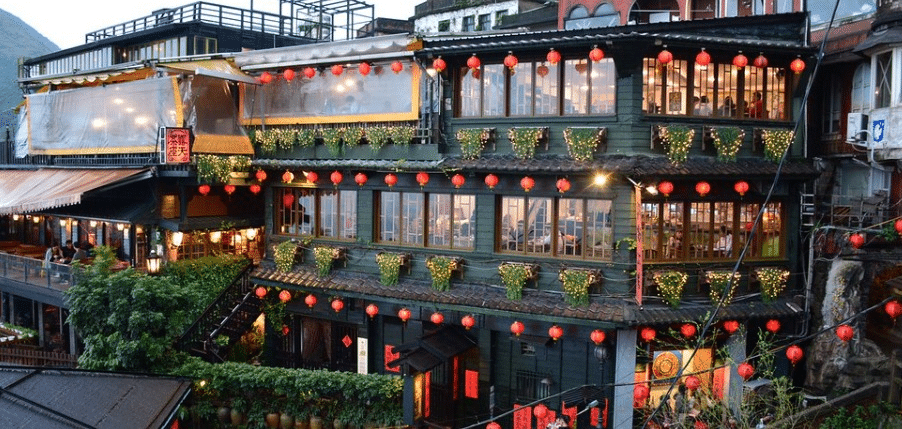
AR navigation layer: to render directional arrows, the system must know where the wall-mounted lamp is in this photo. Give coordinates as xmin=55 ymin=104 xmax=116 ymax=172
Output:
xmin=89 ymin=220 xmax=98 ymax=228
xmin=32 ymin=216 xmax=42 ymax=224
xmin=146 ymin=250 xmax=162 ymax=275
xmin=593 ymin=174 xmax=608 ymax=186
xmin=645 ymin=185 xmax=659 ymax=195
xmin=59 ymin=219 xmax=67 ymax=227
xmin=116 ymin=223 xmax=125 ymax=231
xmin=246 ymin=228 xmax=258 ymax=240
xmin=209 ymin=231 xmax=222 ymax=243
xmin=12 ymin=214 xmax=19 ymax=221
xmin=171 ymin=231 xmax=184 ymax=247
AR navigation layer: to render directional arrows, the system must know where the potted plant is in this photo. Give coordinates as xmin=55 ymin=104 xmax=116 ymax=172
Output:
xmin=344 ymin=126 xmax=364 ymax=147
xmin=508 ymin=127 xmax=545 ymax=159
xmin=755 ymin=267 xmax=789 ymax=302
xmin=426 ymin=256 xmax=460 ymax=291
xmin=456 ymin=128 xmax=493 ymax=159
xmin=762 ymin=129 xmax=794 ymax=162
xmin=321 ymin=128 xmax=345 ymax=157
xmin=389 ymin=125 xmax=416 ymax=145
xmin=706 ymin=270 xmax=741 ymax=305
xmin=563 ymin=127 xmax=605 ymax=161
xmin=195 ymin=154 xmax=252 ymax=184
xmin=376 ymin=252 xmax=409 ymax=286
xmin=654 ymin=270 xmax=687 ymax=307
xmin=313 ymin=246 xmax=344 ymax=277
xmin=365 ymin=126 xmax=390 ymax=152
xmin=712 ymin=126 xmax=745 ymax=162
xmin=559 ymin=268 xmax=600 ymax=306
xmin=276 ymin=128 xmax=297 ymax=151
xmin=297 ymin=128 xmax=316 ymax=148
xmin=275 ymin=241 xmax=299 ymax=272
xmin=498 ymin=262 xmax=539 ymax=300
xmin=255 ymin=128 xmax=278 ymax=154
xmin=660 ymin=125 xmax=695 ymax=164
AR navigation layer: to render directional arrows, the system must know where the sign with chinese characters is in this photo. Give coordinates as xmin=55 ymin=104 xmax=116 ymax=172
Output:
xmin=165 ymin=127 xmax=191 ymax=164
xmin=357 ymin=338 xmax=368 ymax=374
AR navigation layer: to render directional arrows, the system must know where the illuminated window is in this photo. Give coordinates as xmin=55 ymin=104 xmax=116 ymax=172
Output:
xmin=500 ymin=196 xmax=613 ymax=260
xmin=378 ymin=192 xmax=475 ymax=249
xmin=275 ymin=188 xmax=357 ymax=240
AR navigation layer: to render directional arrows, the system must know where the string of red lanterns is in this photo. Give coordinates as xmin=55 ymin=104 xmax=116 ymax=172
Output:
xmin=331 ymin=299 xmax=344 ymax=313
xmin=503 ymin=51 xmax=519 ymax=70
xmin=849 ymin=233 xmax=865 ymax=249
xmin=358 ymin=62 xmax=371 ymax=76
xmin=556 ymin=178 xmax=571 ymax=193
xmin=279 ymin=290 xmax=291 ymax=302
xmin=416 ymin=172 xmax=429 ymax=187
xmin=330 ymin=170 xmax=343 ymax=186
xmin=282 ymin=170 xmax=295 ymax=183
xmin=510 ymin=321 xmax=525 ymax=336
xmin=546 ymin=48 xmax=561 ymax=65
xmin=304 ymin=294 xmax=317 ymax=308
xmin=249 ymin=184 xmax=262 ymax=194
xmin=330 ymin=64 xmax=344 ymax=76
xmin=590 ymin=329 xmax=606 ymax=345
xmin=467 ymin=54 xmax=481 ymax=70
xmin=398 ymin=308 xmax=411 ymax=322
xmin=484 ymin=174 xmax=499 ymax=189
xmin=430 ymin=312 xmax=444 ymax=324
xmin=836 ymin=324 xmax=854 ymax=342
xmin=224 ymin=184 xmax=236 ymax=195
xmin=723 ymin=320 xmax=740 ymax=334
xmin=695 ymin=48 xmax=711 ymax=66
xmin=306 ymin=171 xmax=318 ymax=183
xmin=589 ymin=45 xmax=604 ymax=62
xmin=198 ymin=184 xmax=211 ymax=196
xmin=732 ymin=51 xmax=747 ymax=68
xmin=640 ymin=327 xmax=656 ymax=342
xmin=255 ymin=170 xmax=267 ymax=182
xmin=765 ymin=319 xmax=781 ymax=333
xmin=520 ymin=176 xmax=535 ymax=192
xmin=737 ymin=362 xmax=755 ymax=381
xmin=432 ymin=56 xmax=447 ymax=73
xmin=384 ymin=173 xmax=398 ymax=187
xmin=695 ymin=181 xmax=710 ymax=197
xmin=365 ymin=303 xmax=379 ymax=318
xmin=451 ymin=174 xmax=465 ymax=188
xmin=461 ymin=314 xmax=475 ymax=329
xmin=786 ymin=344 xmax=804 ymax=365
xmin=680 ymin=323 xmax=697 ymax=338
xmin=355 ymin=172 xmax=368 ymax=186
xmin=548 ymin=325 xmax=563 ymax=341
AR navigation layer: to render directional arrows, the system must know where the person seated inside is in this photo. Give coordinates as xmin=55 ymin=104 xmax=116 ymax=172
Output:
xmin=719 ymin=96 xmax=735 ymax=117
xmin=667 ymin=230 xmax=683 ymax=258
xmin=747 ymin=91 xmax=764 ymax=118
xmin=715 ymin=225 xmax=733 ymax=256
xmin=70 ymin=242 xmax=87 ymax=264
xmin=61 ymin=240 xmax=76 ymax=263
xmin=697 ymin=95 xmax=712 ymax=116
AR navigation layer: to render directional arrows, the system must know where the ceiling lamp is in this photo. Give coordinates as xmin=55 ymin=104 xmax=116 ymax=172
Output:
xmin=657 ymin=47 xmax=673 ymax=65
xmin=548 ymin=325 xmax=563 ymax=341
xmin=224 ymin=184 xmax=236 ymax=195
xmin=461 ymin=315 xmax=475 ymax=329
xmin=430 ymin=312 xmax=444 ymax=325
xmin=467 ymin=54 xmax=481 ymax=70
xmin=398 ymin=308 xmax=411 ymax=322
xmin=695 ymin=181 xmax=710 ymax=197
xmin=259 ymin=71 xmax=273 ymax=84
xmin=198 ymin=184 xmax=211 ymax=196
xmin=734 ymin=180 xmax=749 ymax=196
xmin=330 ymin=170 xmax=343 ymax=186
xmin=695 ymin=48 xmax=710 ymax=66
xmin=305 ymin=294 xmax=317 ymax=308
xmin=556 ymin=178 xmax=571 ymax=193
xmin=504 ymin=51 xmax=519 ymax=70
xmin=590 ymin=329 xmax=606 ymax=345
xmin=790 ymin=56 xmax=805 ymax=74
xmin=358 ymin=62 xmax=371 ymax=76
xmin=484 ymin=174 xmax=499 ymax=189
xmin=279 ymin=290 xmax=291 ymax=302
xmin=282 ymin=170 xmax=295 ymax=183
xmin=305 ymin=171 xmax=318 ymax=183
xmin=589 ymin=45 xmax=604 ymax=62
xmin=732 ymin=51 xmax=748 ymax=68
xmin=546 ymin=48 xmax=561 ymax=65
xmin=255 ymin=169 xmax=267 ymax=182
xmin=365 ymin=303 xmax=379 ymax=318
xmin=384 ymin=173 xmax=398 ymax=188
xmin=249 ymin=184 xmax=261 ymax=194
xmin=303 ymin=67 xmax=316 ymax=79
xmin=520 ymin=176 xmax=535 ymax=192
xmin=331 ymin=64 xmax=344 ymax=76
xmin=432 ymin=56 xmax=446 ymax=73
xmin=391 ymin=61 xmax=404 ymax=73
xmin=355 ymin=172 xmax=368 ymax=186
xmin=510 ymin=321 xmax=525 ymax=336
xmin=331 ymin=299 xmax=344 ymax=313
xmin=657 ymin=181 xmax=674 ymax=197
xmin=451 ymin=174 xmax=465 ymax=188
xmin=753 ymin=53 xmax=768 ymax=68
xmin=416 ymin=172 xmax=430 ymax=187
xmin=282 ymin=69 xmax=296 ymax=82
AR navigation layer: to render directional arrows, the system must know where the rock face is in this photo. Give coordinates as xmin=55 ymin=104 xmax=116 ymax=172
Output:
xmin=0 ymin=8 xmax=58 ymax=128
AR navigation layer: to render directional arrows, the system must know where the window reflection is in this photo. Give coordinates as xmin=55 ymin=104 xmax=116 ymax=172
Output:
xmin=501 ymin=196 xmax=613 ymax=260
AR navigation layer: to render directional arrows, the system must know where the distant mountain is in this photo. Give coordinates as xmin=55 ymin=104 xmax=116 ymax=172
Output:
xmin=0 ymin=8 xmax=59 ymax=129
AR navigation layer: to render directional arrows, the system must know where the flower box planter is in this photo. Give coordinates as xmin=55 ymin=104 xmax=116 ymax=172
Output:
xmin=703 ymin=270 xmax=742 ymax=305
xmin=498 ymin=262 xmax=540 ymax=300
xmin=375 ymin=252 xmax=411 ymax=286
xmin=508 ymin=127 xmax=549 ymax=159
xmin=456 ymin=127 xmax=495 ymax=159
xmin=652 ymin=269 xmax=688 ymax=308
xmin=652 ymin=124 xmax=695 ymax=164
xmin=751 ymin=267 xmax=789 ymax=302
xmin=563 ymin=127 xmax=607 ymax=161
xmin=558 ymin=267 xmax=603 ymax=306
xmin=313 ymin=246 xmax=347 ymax=277
xmin=426 ymin=255 xmax=464 ymax=291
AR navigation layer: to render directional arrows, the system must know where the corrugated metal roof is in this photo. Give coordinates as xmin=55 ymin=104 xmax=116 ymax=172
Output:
xmin=0 ymin=168 xmax=153 ymax=216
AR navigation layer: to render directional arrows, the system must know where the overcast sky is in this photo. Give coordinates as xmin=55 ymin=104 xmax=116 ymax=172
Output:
xmin=5 ymin=0 xmax=420 ymax=50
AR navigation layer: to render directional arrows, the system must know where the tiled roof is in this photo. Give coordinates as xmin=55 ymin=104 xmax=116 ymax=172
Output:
xmin=253 ymin=158 xmax=443 ymax=170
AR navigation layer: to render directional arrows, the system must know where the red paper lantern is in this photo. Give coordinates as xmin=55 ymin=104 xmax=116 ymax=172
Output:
xmin=790 ymin=57 xmax=805 ymax=74
xmin=487 ymin=422 xmax=501 ymax=429
xmin=331 ymin=299 xmax=344 ymax=313
xmin=504 ymin=52 xmax=519 ymax=70
xmin=282 ymin=170 xmax=295 ymax=183
xmin=786 ymin=344 xmax=803 ymax=365
xmin=849 ymin=233 xmax=864 ymax=249
xmin=695 ymin=181 xmax=711 ymax=197
xmin=358 ymin=62 xmax=371 ymax=76
xmin=249 ymin=184 xmax=261 ymax=194
xmin=365 ymin=304 xmax=379 ymax=318
xmin=431 ymin=312 xmax=444 ymax=325
xmin=282 ymin=69 xmax=296 ymax=82
xmin=416 ymin=172 xmax=430 ymax=187
xmin=461 ymin=314 xmax=475 ymax=330
xmin=259 ymin=71 xmax=273 ymax=84
xmin=745 ymin=221 xmax=755 ymax=232
xmin=224 ymin=184 xmax=236 ymax=195
xmin=520 ymin=176 xmax=535 ymax=192
xmin=634 ymin=384 xmax=650 ymax=401
xmin=282 ymin=325 xmax=290 ymax=335
xmin=590 ymin=329 xmax=606 ymax=345
xmin=398 ymin=308 xmax=411 ymax=322
xmin=391 ymin=61 xmax=404 ymax=73
xmin=895 ymin=219 xmax=902 ymax=234
xmin=510 ymin=321 xmax=525 ymax=336
xmin=548 ymin=325 xmax=563 ymax=341
xmin=753 ymin=53 xmax=768 ymax=68
xmin=432 ymin=57 xmax=446 ymax=73
xmin=589 ymin=45 xmax=604 ymax=62
xmin=484 ymin=174 xmax=499 ymax=189
xmin=533 ymin=403 xmax=548 ymax=418
xmin=198 ymin=184 xmax=210 ymax=196
xmin=536 ymin=64 xmax=549 ymax=77
xmin=738 ymin=362 xmax=754 ymax=380
xmin=681 ymin=323 xmax=697 ymax=338
xmin=355 ymin=172 xmax=368 ymax=186
xmin=684 ymin=375 xmax=700 ymax=391
xmin=303 ymin=67 xmax=316 ymax=79
xmin=304 ymin=171 xmax=317 ymax=183
xmin=658 ymin=181 xmax=674 ymax=197
xmin=255 ymin=286 xmax=267 ymax=298
xmin=384 ymin=173 xmax=398 ymax=187
xmin=547 ymin=48 xmax=561 ymax=65
xmin=283 ymin=193 xmax=295 ymax=208
xmin=467 ymin=54 xmax=481 ymax=70
xmin=696 ymin=48 xmax=710 ymax=66
xmin=640 ymin=327 xmax=656 ymax=342
xmin=330 ymin=170 xmax=343 ymax=185
xmin=734 ymin=180 xmax=749 ymax=196
xmin=732 ymin=51 xmax=748 ymax=68
xmin=556 ymin=178 xmax=571 ymax=193
xmin=304 ymin=294 xmax=317 ymax=308
xmin=451 ymin=174 xmax=465 ymax=188
xmin=766 ymin=319 xmax=781 ymax=333
xmin=279 ymin=290 xmax=291 ymax=302
xmin=657 ymin=48 xmax=673 ymax=65
xmin=836 ymin=324 xmax=853 ymax=342
xmin=255 ymin=170 xmax=267 ymax=182
xmin=331 ymin=64 xmax=343 ymax=76
xmin=695 ymin=421 xmax=708 ymax=429
xmin=723 ymin=320 xmax=740 ymax=334
xmin=885 ymin=300 xmax=902 ymax=319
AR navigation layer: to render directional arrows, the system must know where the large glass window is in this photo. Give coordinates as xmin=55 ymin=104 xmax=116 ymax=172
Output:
xmin=851 ymin=62 xmax=871 ymax=113
xmin=875 ymin=52 xmax=893 ymax=108
xmin=500 ymin=196 xmax=613 ymax=260
xmin=379 ymin=192 xmax=474 ymax=249
xmin=276 ymin=188 xmax=357 ymax=240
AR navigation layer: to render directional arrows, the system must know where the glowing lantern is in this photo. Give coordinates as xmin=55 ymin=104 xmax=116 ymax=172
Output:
xmin=520 ymin=176 xmax=535 ymax=192
xmin=259 ymin=71 xmax=273 ymax=84
xmin=510 ymin=321 xmax=525 ymax=336
xmin=358 ymin=62 xmax=371 ymax=76
xmin=451 ymin=174 xmax=466 ymax=188
xmin=303 ymin=67 xmax=316 ymax=79
xmin=536 ymin=64 xmax=549 ymax=77
xmin=365 ymin=304 xmax=379 ymax=318
xmin=282 ymin=325 xmax=290 ymax=335
xmin=753 ymin=53 xmax=768 ymax=68
xmin=250 ymin=184 xmax=262 ymax=194
xmin=431 ymin=312 xmax=444 ymax=325
xmin=548 ymin=325 xmax=563 ymax=341
xmin=198 ymin=184 xmax=210 ymax=196
xmin=487 ymin=422 xmax=501 ymax=429
xmin=695 ymin=181 xmax=711 ymax=197
xmin=282 ymin=69 xmax=296 ymax=81
xmin=391 ymin=61 xmax=404 ymax=73
xmin=461 ymin=315 xmax=475 ymax=329
xmin=384 ymin=173 xmax=398 ymax=187
xmin=279 ymin=290 xmax=291 ymax=302
xmin=885 ymin=300 xmax=902 ymax=319
xmin=790 ymin=57 xmax=805 ymax=74
xmin=738 ymin=362 xmax=754 ymax=381
xmin=432 ymin=57 xmax=446 ymax=73
xmin=283 ymin=193 xmax=295 ymax=208
xmin=766 ymin=319 xmax=780 ymax=333
xmin=590 ymin=329 xmax=606 ymax=345
xmin=330 ymin=170 xmax=343 ymax=185
xmin=836 ymin=324 xmax=853 ymax=342
xmin=657 ymin=48 xmax=673 ymax=65
xmin=398 ymin=308 xmax=411 ymax=322
xmin=556 ymin=178 xmax=571 ymax=193
xmin=589 ymin=45 xmax=604 ymax=62
xmin=895 ymin=219 xmax=902 ymax=234
xmin=547 ymin=48 xmax=561 ymax=65
xmin=634 ymin=384 xmax=650 ymax=402
xmin=331 ymin=64 xmax=343 ymax=76
xmin=484 ymin=174 xmax=499 ymax=189
xmin=255 ymin=170 xmax=267 ymax=182
xmin=734 ymin=180 xmax=749 ymax=196
xmin=745 ymin=222 xmax=755 ymax=231
xmin=657 ymin=181 xmax=674 ymax=197
xmin=504 ymin=51 xmax=519 ymax=70
xmin=786 ymin=345 xmax=803 ymax=365
xmin=282 ymin=170 xmax=295 ymax=183
xmin=684 ymin=375 xmax=701 ymax=391
xmin=305 ymin=294 xmax=317 ymax=308
xmin=732 ymin=51 xmax=748 ymax=68
xmin=640 ymin=327 xmax=656 ymax=342
xmin=224 ymin=184 xmax=236 ymax=195
xmin=355 ymin=172 xmax=368 ymax=186
xmin=255 ymin=286 xmax=267 ymax=298
xmin=534 ymin=403 xmax=548 ymax=418
xmin=306 ymin=171 xmax=318 ymax=183
xmin=416 ymin=172 xmax=430 ymax=187
xmin=696 ymin=48 xmax=710 ymax=66
xmin=723 ymin=320 xmax=740 ymax=334
xmin=849 ymin=233 xmax=864 ymax=249
xmin=467 ymin=54 xmax=481 ymax=70
xmin=331 ymin=299 xmax=344 ymax=313
xmin=681 ymin=323 xmax=697 ymax=338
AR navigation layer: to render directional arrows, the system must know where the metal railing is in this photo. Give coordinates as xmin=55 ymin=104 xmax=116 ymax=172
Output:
xmin=817 ymin=191 xmax=889 ymax=229
xmin=0 ymin=253 xmax=74 ymax=294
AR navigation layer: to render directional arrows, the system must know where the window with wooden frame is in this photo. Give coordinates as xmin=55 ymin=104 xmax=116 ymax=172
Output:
xmin=275 ymin=188 xmax=357 ymax=240
xmin=378 ymin=191 xmax=475 ymax=249
xmin=499 ymin=195 xmax=613 ymax=260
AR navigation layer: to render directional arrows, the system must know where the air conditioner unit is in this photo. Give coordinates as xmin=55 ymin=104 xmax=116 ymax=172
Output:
xmin=846 ymin=112 xmax=868 ymax=142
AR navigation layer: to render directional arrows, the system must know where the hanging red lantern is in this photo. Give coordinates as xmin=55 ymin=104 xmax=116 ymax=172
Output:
xmin=895 ymin=219 xmax=902 ymax=234
xmin=547 ymin=48 xmax=561 ymax=65
xmin=283 ymin=193 xmax=295 ymax=208
xmin=466 ymin=54 xmax=481 ymax=70
xmin=282 ymin=325 xmax=290 ymax=335
xmin=849 ymin=233 xmax=865 ymax=249
xmin=306 ymin=171 xmax=318 ymax=183
xmin=331 ymin=299 xmax=344 ymax=313
xmin=432 ymin=57 xmax=446 ymax=73
xmin=681 ymin=323 xmax=697 ymax=338
xmin=790 ymin=57 xmax=805 ymax=74
xmin=738 ymin=362 xmax=754 ymax=381
xmin=723 ymin=320 xmax=740 ymax=334
xmin=510 ymin=321 xmax=525 ymax=336
xmin=255 ymin=170 xmax=267 ymax=182
xmin=786 ymin=345 xmax=803 ymax=365
xmin=753 ymin=53 xmax=768 ymax=68
xmin=198 ymin=184 xmax=211 ymax=196
xmin=416 ymin=172 xmax=429 ymax=187
xmin=657 ymin=48 xmax=673 ymax=65
xmin=305 ymin=294 xmax=317 ymax=308
xmin=836 ymin=324 xmax=853 ymax=342
xmin=684 ymin=375 xmax=701 ymax=391
xmin=696 ymin=48 xmax=710 ymax=66
xmin=745 ymin=221 xmax=755 ymax=231
xmin=634 ymin=384 xmax=650 ymax=402
xmin=885 ymin=300 xmax=902 ymax=319
xmin=732 ymin=51 xmax=748 ymax=68
xmin=255 ymin=286 xmax=267 ymax=298
xmin=303 ymin=67 xmax=316 ymax=79
xmin=259 ymin=71 xmax=273 ymax=84
xmin=520 ymin=176 xmax=535 ymax=192
xmin=536 ymin=64 xmax=549 ymax=77
xmin=734 ymin=180 xmax=749 ymax=196
xmin=358 ymin=62 xmax=371 ymax=76
xmin=249 ymin=184 xmax=261 ymax=194
xmin=224 ymin=184 xmax=236 ymax=195
xmin=766 ymin=319 xmax=781 ymax=333
xmin=640 ymin=327 xmax=656 ymax=342
xmin=590 ymin=329 xmax=606 ymax=345
xmin=451 ymin=174 xmax=465 ymax=188
xmin=282 ymin=170 xmax=295 ymax=183
xmin=391 ymin=61 xmax=403 ymax=73
xmin=556 ymin=178 xmax=571 ymax=193
xmin=365 ymin=304 xmax=379 ymax=318
xmin=398 ymin=308 xmax=411 ymax=322
xmin=431 ymin=312 xmax=444 ymax=325
xmin=487 ymin=422 xmax=501 ymax=429
xmin=461 ymin=314 xmax=475 ymax=330
xmin=695 ymin=421 xmax=708 ymax=429
xmin=548 ymin=325 xmax=563 ymax=341
xmin=282 ymin=68 xmax=296 ymax=82
xmin=331 ymin=64 xmax=344 ymax=76
xmin=589 ymin=45 xmax=604 ymax=62
xmin=657 ymin=181 xmax=674 ymax=197
xmin=330 ymin=170 xmax=343 ymax=185
xmin=695 ymin=181 xmax=711 ymax=197
xmin=533 ymin=403 xmax=548 ymax=418
xmin=384 ymin=173 xmax=398 ymax=187
xmin=504 ymin=52 xmax=519 ymax=70
xmin=355 ymin=172 xmax=368 ymax=186
xmin=279 ymin=290 xmax=291 ymax=302
xmin=484 ymin=174 xmax=499 ymax=189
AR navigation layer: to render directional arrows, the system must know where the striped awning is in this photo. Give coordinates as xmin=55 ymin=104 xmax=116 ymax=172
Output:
xmin=0 ymin=168 xmax=152 ymax=215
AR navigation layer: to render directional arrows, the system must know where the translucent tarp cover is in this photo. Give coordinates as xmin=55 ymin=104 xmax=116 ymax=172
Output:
xmin=184 ymin=75 xmax=252 ymax=154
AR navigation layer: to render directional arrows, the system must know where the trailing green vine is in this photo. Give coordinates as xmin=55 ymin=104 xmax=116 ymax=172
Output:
xmin=559 ymin=268 xmax=592 ymax=306
xmin=508 ymin=127 xmax=544 ymax=159
xmin=712 ymin=126 xmax=745 ymax=162
xmin=426 ymin=256 xmax=456 ymax=291
xmin=456 ymin=128 xmax=490 ymax=160
xmin=297 ymin=128 xmax=316 ymax=148
xmin=660 ymin=125 xmax=695 ymax=164
xmin=499 ymin=263 xmax=534 ymax=300
xmin=654 ymin=270 xmax=687 ymax=307
xmin=376 ymin=252 xmax=404 ymax=286
xmin=762 ymin=129 xmax=794 ymax=162
xmin=389 ymin=125 xmax=416 ymax=145
xmin=314 ymin=246 xmax=338 ymax=277
xmin=366 ymin=126 xmax=390 ymax=152
xmin=345 ymin=126 xmax=365 ymax=147
xmin=321 ymin=128 xmax=345 ymax=157
xmin=707 ymin=270 xmax=740 ymax=305
xmin=563 ymin=127 xmax=602 ymax=161
xmin=274 ymin=241 xmax=298 ymax=273
xmin=756 ymin=267 xmax=789 ymax=302
xmin=195 ymin=154 xmax=251 ymax=184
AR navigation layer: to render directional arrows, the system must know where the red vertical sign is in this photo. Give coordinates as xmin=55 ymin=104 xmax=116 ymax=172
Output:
xmin=635 ymin=185 xmax=644 ymax=305
xmin=465 ymin=370 xmax=479 ymax=399
xmin=165 ymin=127 xmax=191 ymax=164
xmin=513 ymin=405 xmax=531 ymax=429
